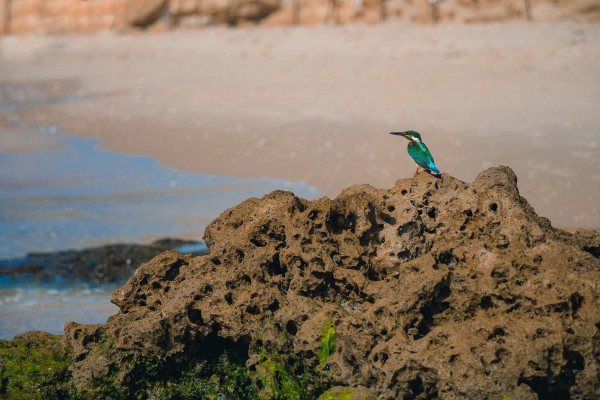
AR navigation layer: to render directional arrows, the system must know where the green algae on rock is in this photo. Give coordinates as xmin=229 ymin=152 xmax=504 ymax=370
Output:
xmin=317 ymin=320 xmax=337 ymax=370
xmin=0 ymin=331 xmax=72 ymax=399
xmin=318 ymin=386 xmax=379 ymax=400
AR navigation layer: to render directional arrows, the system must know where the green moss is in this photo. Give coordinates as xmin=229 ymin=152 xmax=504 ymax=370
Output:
xmin=0 ymin=333 xmax=72 ymax=400
xmin=257 ymin=355 xmax=306 ymax=400
xmin=319 ymin=388 xmax=353 ymax=400
xmin=498 ymin=394 xmax=515 ymax=400
xmin=89 ymin=374 xmax=121 ymax=400
xmin=253 ymin=319 xmax=339 ymax=399
xmin=317 ymin=319 xmax=337 ymax=369
xmin=0 ymin=327 xmax=338 ymax=400
xmin=149 ymin=356 xmax=258 ymax=400
xmin=97 ymin=334 xmax=115 ymax=352
xmin=318 ymin=387 xmax=379 ymax=400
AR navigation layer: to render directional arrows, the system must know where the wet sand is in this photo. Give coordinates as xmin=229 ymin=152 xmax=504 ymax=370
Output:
xmin=1 ymin=21 xmax=599 ymax=228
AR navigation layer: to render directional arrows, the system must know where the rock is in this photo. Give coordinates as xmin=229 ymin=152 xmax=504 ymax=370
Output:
xmin=0 ymin=238 xmax=205 ymax=284
xmin=3 ymin=0 xmax=599 ymax=36
xmin=126 ymin=0 xmax=168 ymax=27
xmin=197 ymin=0 xmax=281 ymax=25
xmin=5 ymin=166 xmax=600 ymax=399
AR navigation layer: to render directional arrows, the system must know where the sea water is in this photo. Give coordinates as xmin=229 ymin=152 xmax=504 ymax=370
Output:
xmin=0 ymin=125 xmax=319 ymax=338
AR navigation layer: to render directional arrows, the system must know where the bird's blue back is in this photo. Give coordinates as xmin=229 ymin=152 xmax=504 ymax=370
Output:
xmin=407 ymin=142 xmax=440 ymax=174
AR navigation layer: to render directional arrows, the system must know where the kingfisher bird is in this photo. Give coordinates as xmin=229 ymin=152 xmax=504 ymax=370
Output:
xmin=389 ymin=130 xmax=440 ymax=175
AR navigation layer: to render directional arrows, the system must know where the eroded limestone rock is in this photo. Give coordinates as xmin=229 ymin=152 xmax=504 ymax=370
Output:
xmin=59 ymin=166 xmax=600 ymax=399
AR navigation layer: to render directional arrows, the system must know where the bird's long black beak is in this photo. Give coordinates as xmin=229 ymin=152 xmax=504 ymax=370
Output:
xmin=389 ymin=131 xmax=406 ymax=137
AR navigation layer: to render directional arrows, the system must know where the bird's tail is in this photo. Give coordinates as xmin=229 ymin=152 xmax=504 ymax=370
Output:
xmin=429 ymin=164 xmax=441 ymax=174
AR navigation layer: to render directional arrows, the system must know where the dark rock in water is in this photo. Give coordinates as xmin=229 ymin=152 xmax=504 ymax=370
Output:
xmin=3 ymin=167 xmax=600 ymax=399
xmin=0 ymin=238 xmax=206 ymax=284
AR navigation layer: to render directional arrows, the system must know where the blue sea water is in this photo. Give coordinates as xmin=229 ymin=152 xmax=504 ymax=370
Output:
xmin=0 ymin=127 xmax=318 ymax=259
xmin=0 ymin=125 xmax=319 ymax=338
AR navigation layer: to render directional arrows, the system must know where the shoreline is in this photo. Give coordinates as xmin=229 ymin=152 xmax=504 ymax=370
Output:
xmin=1 ymin=21 xmax=599 ymax=229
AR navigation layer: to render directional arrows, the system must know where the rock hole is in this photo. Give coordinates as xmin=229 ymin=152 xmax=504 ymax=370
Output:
xmin=492 ymin=348 xmax=511 ymax=363
xmin=438 ymin=251 xmax=458 ymax=270
xmin=211 ymin=322 xmax=222 ymax=333
xmin=152 ymin=282 xmax=161 ymax=289
xmin=267 ymin=253 xmax=287 ymax=276
xmin=583 ymin=245 xmax=600 ymax=258
xmin=224 ymin=292 xmax=234 ymax=305
xmin=285 ymin=320 xmax=298 ymax=336
xmin=534 ymin=328 xmax=545 ymax=339
xmin=569 ymin=292 xmax=584 ymax=318
xmin=489 ymin=203 xmax=498 ymax=212
xmin=397 ymin=221 xmax=419 ymax=236
xmin=565 ymin=350 xmax=584 ymax=371
xmin=427 ymin=208 xmax=437 ymax=219
xmin=211 ymin=257 xmax=222 ymax=266
xmin=187 ymin=307 xmax=204 ymax=325
xmin=165 ymin=259 xmax=185 ymax=280
xmin=397 ymin=250 xmax=412 ymax=261
xmin=326 ymin=212 xmax=356 ymax=234
xmin=401 ymin=189 xmax=408 ymax=195
xmin=406 ymin=376 xmax=424 ymax=398
xmin=366 ymin=266 xmax=382 ymax=281
xmin=245 ymin=305 xmax=260 ymax=315
xmin=381 ymin=352 xmax=389 ymax=364
xmin=235 ymin=249 xmax=245 ymax=262
xmin=487 ymin=327 xmax=506 ymax=340
xmin=267 ymin=299 xmax=279 ymax=312
xmin=491 ymin=267 xmax=508 ymax=284
xmin=480 ymin=296 xmax=493 ymax=310
xmin=242 ymin=274 xmax=252 ymax=284
xmin=519 ymin=348 xmax=585 ymax=400
xmin=387 ymin=205 xmax=395 ymax=212
xmin=379 ymin=212 xmax=396 ymax=225
xmin=250 ymin=238 xmax=266 ymax=247
xmin=308 ymin=210 xmax=319 ymax=220
xmin=464 ymin=210 xmax=473 ymax=217
xmin=412 ymin=283 xmax=451 ymax=340
xmin=195 ymin=332 xmax=249 ymax=366
xmin=202 ymin=284 xmax=213 ymax=295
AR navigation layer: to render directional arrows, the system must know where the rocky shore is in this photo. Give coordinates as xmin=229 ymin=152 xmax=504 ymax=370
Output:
xmin=0 ymin=238 xmax=206 ymax=284
xmin=1 ymin=0 xmax=598 ymax=36
xmin=1 ymin=166 xmax=599 ymax=399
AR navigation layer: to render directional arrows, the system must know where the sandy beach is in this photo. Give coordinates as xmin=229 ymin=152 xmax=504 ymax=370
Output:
xmin=1 ymin=21 xmax=599 ymax=228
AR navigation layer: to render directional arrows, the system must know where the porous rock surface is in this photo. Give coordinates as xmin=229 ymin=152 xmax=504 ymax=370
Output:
xmin=65 ymin=166 xmax=600 ymax=399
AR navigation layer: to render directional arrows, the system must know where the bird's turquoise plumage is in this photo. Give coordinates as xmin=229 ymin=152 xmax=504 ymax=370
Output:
xmin=389 ymin=130 xmax=440 ymax=174
xmin=407 ymin=141 xmax=440 ymax=174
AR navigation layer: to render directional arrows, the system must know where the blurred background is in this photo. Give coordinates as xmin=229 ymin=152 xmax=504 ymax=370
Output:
xmin=0 ymin=0 xmax=599 ymax=338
